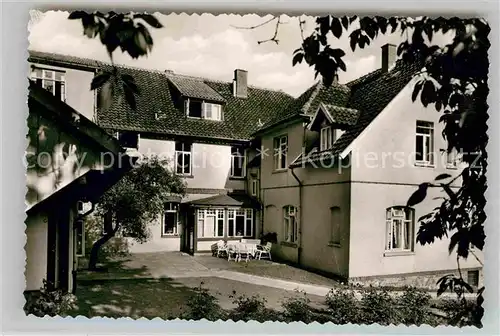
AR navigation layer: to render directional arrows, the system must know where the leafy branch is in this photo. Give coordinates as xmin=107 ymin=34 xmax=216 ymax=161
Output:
xmin=68 ymin=11 xmax=164 ymax=111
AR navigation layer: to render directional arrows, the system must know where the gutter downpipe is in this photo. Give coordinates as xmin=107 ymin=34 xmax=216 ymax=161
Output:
xmin=290 ymin=167 xmax=303 ymax=266
xmin=290 ymin=120 xmax=308 ymax=266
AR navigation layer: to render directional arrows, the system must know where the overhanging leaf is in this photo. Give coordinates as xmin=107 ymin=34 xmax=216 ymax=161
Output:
xmin=91 ymin=71 xmax=112 ymax=90
xmin=435 ymin=173 xmax=452 ymax=181
xmin=135 ymin=13 xmax=164 ymax=28
xmin=292 ymin=52 xmax=304 ymax=66
xmin=330 ymin=17 xmax=343 ymax=38
xmin=407 ymin=182 xmax=429 ymax=207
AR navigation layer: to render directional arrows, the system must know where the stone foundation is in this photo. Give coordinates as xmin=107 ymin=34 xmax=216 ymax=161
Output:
xmin=349 ymin=268 xmax=483 ymax=290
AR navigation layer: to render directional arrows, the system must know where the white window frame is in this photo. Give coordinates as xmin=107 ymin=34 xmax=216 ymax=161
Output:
xmin=197 ymin=208 xmax=225 ymax=238
xmin=274 ymin=135 xmax=288 ymax=170
xmin=320 ymin=126 xmax=333 ymax=151
xmin=385 ymin=206 xmax=415 ymax=252
xmin=250 ymin=179 xmax=259 ymax=197
xmin=203 ymin=102 xmax=222 ymax=121
xmin=74 ymin=219 xmax=85 ymax=257
xmin=227 ymin=208 xmax=253 ymax=237
xmin=230 ymin=147 xmax=246 ymax=178
xmin=31 ymin=67 xmax=66 ymax=101
xmin=175 ymin=142 xmax=192 ymax=176
xmin=185 ymin=98 xmax=222 ymax=121
xmin=415 ymin=121 xmax=435 ymax=166
xmin=162 ymin=202 xmax=179 ymax=236
xmin=283 ymin=205 xmax=298 ymax=243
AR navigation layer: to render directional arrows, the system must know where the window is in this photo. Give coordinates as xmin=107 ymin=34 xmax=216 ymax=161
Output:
xmin=385 ymin=206 xmax=415 ymax=252
xmin=197 ymin=208 xmax=224 ymax=238
xmin=284 ymin=206 xmax=298 ymax=243
xmin=74 ymin=219 xmax=85 ymax=257
xmin=185 ymin=98 xmax=222 ymax=120
xmin=31 ymin=67 xmax=66 ymax=101
xmin=231 ymin=147 xmax=246 ymax=178
xmin=467 ymin=270 xmax=479 ymax=287
xmin=227 ymin=209 xmax=253 ymax=237
xmin=415 ymin=121 xmax=434 ymax=165
xmin=204 ymin=102 xmax=222 ymax=121
xmin=250 ymin=179 xmax=259 ymax=197
xmin=320 ymin=126 xmax=333 ymax=151
xmin=162 ymin=202 xmax=179 ymax=236
xmin=273 ymin=135 xmax=288 ymax=170
xmin=330 ymin=207 xmax=341 ymax=245
xmin=175 ymin=142 xmax=192 ymax=175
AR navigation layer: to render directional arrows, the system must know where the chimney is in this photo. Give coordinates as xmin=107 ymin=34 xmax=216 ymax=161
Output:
xmin=381 ymin=44 xmax=397 ymax=72
xmin=233 ymin=69 xmax=248 ymax=98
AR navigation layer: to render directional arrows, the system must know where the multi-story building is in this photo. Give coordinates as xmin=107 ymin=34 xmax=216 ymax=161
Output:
xmin=27 ymin=44 xmax=483 ymax=288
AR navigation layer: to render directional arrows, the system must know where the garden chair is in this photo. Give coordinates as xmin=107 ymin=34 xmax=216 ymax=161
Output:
xmin=216 ymin=240 xmax=228 ymax=258
xmin=236 ymin=243 xmax=250 ymax=263
xmin=256 ymin=242 xmax=272 ymax=261
xmin=227 ymin=244 xmax=237 ymax=261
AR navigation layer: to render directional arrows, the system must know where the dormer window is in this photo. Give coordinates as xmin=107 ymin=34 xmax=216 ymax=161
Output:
xmin=204 ymin=102 xmax=222 ymax=121
xmin=320 ymin=126 xmax=343 ymax=151
xmin=320 ymin=126 xmax=333 ymax=151
xmin=185 ymin=98 xmax=222 ymax=121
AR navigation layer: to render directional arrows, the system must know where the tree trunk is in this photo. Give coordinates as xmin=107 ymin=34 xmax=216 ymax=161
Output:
xmin=87 ymin=234 xmax=114 ymax=270
xmin=87 ymin=211 xmax=120 ymax=270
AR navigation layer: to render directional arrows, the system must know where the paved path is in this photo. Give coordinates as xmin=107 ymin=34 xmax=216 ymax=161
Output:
xmin=83 ymin=252 xmax=476 ymax=300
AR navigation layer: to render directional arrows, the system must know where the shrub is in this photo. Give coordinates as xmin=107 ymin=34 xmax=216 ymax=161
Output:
xmin=24 ymin=279 xmax=77 ymax=317
xmin=183 ymin=282 xmax=225 ymax=321
xmin=259 ymin=232 xmax=278 ymax=245
xmin=325 ymin=288 xmax=360 ymax=324
xmin=397 ymin=286 xmax=433 ymax=325
xmin=281 ymin=290 xmax=313 ymax=323
xmin=182 ymin=282 xmax=225 ymax=321
xmin=358 ymin=286 xmax=399 ymax=325
xmin=228 ymin=292 xmax=279 ymax=322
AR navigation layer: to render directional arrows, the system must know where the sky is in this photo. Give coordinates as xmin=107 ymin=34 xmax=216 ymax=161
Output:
xmin=29 ymin=10 xmax=408 ymax=97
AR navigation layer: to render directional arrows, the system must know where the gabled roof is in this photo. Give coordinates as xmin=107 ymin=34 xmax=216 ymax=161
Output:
xmin=290 ymin=60 xmax=422 ymax=167
xmin=28 ymin=50 xmax=294 ymax=142
xmin=309 ymin=103 xmax=360 ymax=130
xmin=255 ymin=81 xmax=352 ymax=135
xmin=167 ymin=74 xmax=226 ymax=103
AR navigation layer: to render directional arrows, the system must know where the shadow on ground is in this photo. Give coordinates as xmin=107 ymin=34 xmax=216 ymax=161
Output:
xmin=69 ymin=278 xmax=197 ymax=320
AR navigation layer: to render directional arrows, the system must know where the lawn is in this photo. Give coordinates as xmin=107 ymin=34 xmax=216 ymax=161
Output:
xmin=68 ymin=277 xmax=327 ymax=319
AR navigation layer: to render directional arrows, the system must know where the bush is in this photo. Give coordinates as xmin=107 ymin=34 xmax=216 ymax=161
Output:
xmin=281 ymin=290 xmax=313 ymax=323
xmin=24 ymin=279 xmax=77 ymax=317
xmin=325 ymin=288 xmax=360 ymax=324
xmin=259 ymin=232 xmax=278 ymax=245
xmin=228 ymin=292 xmax=280 ymax=322
xmin=397 ymin=286 xmax=433 ymax=325
xmin=358 ymin=286 xmax=399 ymax=325
xmin=182 ymin=282 xmax=225 ymax=321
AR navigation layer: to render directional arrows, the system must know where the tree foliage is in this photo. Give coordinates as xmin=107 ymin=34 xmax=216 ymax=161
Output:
xmin=69 ymin=11 xmax=164 ymax=110
xmin=88 ymin=155 xmax=186 ymax=269
xmin=289 ymin=15 xmax=488 ymax=306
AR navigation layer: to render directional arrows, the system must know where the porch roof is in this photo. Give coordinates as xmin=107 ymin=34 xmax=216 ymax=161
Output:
xmin=186 ymin=192 xmax=260 ymax=208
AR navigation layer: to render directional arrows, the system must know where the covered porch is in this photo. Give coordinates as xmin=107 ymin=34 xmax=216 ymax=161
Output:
xmin=181 ymin=192 xmax=261 ymax=255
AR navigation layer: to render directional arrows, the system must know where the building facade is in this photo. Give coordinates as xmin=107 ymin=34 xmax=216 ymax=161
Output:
xmin=27 ymin=45 xmax=483 ymax=287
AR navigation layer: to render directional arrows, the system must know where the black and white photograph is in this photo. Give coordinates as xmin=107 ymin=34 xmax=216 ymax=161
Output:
xmin=23 ymin=9 xmax=489 ymax=327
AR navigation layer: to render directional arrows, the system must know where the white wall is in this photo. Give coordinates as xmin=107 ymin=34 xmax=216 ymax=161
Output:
xmin=25 ymin=212 xmax=48 ymax=291
xmin=348 ymin=80 xmax=482 ymax=278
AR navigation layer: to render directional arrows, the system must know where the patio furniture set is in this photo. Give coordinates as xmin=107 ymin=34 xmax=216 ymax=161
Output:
xmin=211 ymin=239 xmax=272 ymax=263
